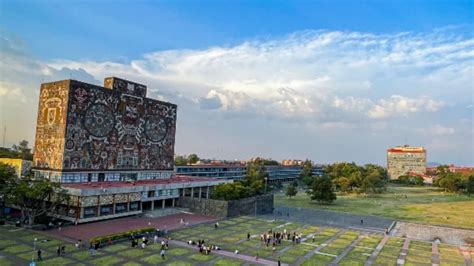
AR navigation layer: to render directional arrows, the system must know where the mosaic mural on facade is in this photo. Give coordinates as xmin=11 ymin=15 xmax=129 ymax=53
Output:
xmin=33 ymin=81 xmax=70 ymax=170
xmin=33 ymin=78 xmax=177 ymax=172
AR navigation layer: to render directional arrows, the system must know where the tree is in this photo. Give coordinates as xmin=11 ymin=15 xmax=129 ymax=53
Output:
xmin=308 ymin=176 xmax=336 ymax=204
xmin=437 ymin=172 xmax=463 ymax=192
xmin=333 ymin=177 xmax=351 ymax=192
xmin=286 ymin=184 xmax=297 ymax=198
xmin=187 ymin=154 xmax=199 ymax=164
xmin=467 ymin=175 xmax=474 ymax=196
xmin=299 ymin=160 xmax=313 ymax=180
xmin=6 ymin=178 xmax=70 ymax=225
xmin=359 ymin=170 xmax=386 ymax=194
xmin=245 ymin=162 xmax=268 ymax=194
xmin=0 ymin=163 xmax=17 ymax=217
xmin=175 ymin=155 xmax=188 ymax=166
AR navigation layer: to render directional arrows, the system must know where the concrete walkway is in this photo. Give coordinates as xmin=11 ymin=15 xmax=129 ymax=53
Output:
xmin=166 ymin=238 xmax=285 ymax=266
xmin=431 ymin=242 xmax=440 ymax=266
xmin=365 ymin=235 xmax=390 ymax=266
xmin=396 ymin=238 xmax=410 ymax=266
xmin=264 ymin=206 xmax=393 ymax=233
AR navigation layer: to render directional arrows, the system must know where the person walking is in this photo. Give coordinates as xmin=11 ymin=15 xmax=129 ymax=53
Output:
xmin=360 ymin=219 xmax=364 ymax=225
xmin=247 ymin=232 xmax=251 ymax=240
xmin=278 ymin=257 xmax=281 ymax=266
xmin=37 ymin=249 xmax=42 ymax=261
xmin=160 ymin=249 xmax=166 ymax=259
xmin=56 ymin=245 xmax=61 ymax=256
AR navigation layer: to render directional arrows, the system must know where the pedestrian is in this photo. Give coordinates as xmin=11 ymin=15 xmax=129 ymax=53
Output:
xmin=255 ymin=252 xmax=259 ymax=261
xmin=312 ymin=235 xmax=315 ymax=243
xmin=247 ymin=232 xmax=250 ymax=240
xmin=278 ymin=257 xmax=281 ymax=266
xmin=141 ymin=242 xmax=146 ymax=249
xmin=75 ymin=241 xmax=80 ymax=249
xmin=154 ymin=235 xmax=158 ymax=244
xmin=74 ymin=219 xmax=78 ymax=226
xmin=160 ymin=249 xmax=165 ymax=259
xmin=61 ymin=245 xmax=66 ymax=254
xmin=287 ymin=212 xmax=289 ymax=217
xmin=37 ymin=249 xmax=42 ymax=261
xmin=56 ymin=245 xmax=61 ymax=256
xmin=360 ymin=219 xmax=364 ymax=225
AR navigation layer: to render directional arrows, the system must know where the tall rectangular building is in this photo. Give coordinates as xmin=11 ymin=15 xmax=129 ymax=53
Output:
xmin=387 ymin=145 xmax=427 ymax=180
xmin=33 ymin=77 xmax=177 ymax=182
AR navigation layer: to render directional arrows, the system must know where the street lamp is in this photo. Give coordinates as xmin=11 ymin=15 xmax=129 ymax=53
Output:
xmin=31 ymin=237 xmax=37 ymax=265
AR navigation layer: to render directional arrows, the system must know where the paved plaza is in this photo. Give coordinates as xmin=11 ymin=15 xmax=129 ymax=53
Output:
xmin=1 ymin=215 xmax=472 ymax=265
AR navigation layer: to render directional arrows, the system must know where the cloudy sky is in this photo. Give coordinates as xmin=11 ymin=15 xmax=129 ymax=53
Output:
xmin=0 ymin=0 xmax=473 ymax=165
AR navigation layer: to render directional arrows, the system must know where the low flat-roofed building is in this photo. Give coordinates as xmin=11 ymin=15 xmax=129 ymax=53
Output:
xmin=175 ymin=164 xmax=246 ymax=180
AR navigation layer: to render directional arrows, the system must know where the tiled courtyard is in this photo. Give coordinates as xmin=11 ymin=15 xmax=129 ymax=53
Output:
xmin=1 ymin=216 xmax=472 ymax=265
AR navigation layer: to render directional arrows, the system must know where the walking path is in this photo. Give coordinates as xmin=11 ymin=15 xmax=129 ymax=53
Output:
xmin=330 ymin=235 xmax=364 ymax=265
xmin=396 ymin=238 xmax=411 ymax=266
xmin=431 ymin=241 xmax=440 ymax=266
xmin=365 ymin=235 xmax=390 ymax=266
xmin=166 ymin=238 xmax=286 ymax=266
xmin=294 ymin=229 xmax=346 ymax=266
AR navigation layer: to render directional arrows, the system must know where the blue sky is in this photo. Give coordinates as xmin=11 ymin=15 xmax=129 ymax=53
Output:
xmin=0 ymin=0 xmax=473 ymax=165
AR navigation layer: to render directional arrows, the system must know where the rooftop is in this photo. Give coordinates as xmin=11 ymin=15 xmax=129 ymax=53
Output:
xmin=61 ymin=175 xmax=224 ymax=189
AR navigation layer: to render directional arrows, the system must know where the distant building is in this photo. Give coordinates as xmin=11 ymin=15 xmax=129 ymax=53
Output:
xmin=176 ymin=163 xmax=325 ymax=183
xmin=175 ymin=164 xmax=247 ymax=180
xmin=281 ymin=159 xmax=303 ymax=166
xmin=0 ymin=158 xmax=32 ymax=178
xmin=387 ymin=145 xmax=426 ymax=180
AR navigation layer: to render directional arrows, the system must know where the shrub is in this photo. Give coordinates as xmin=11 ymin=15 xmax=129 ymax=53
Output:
xmin=89 ymin=227 xmax=155 ymax=244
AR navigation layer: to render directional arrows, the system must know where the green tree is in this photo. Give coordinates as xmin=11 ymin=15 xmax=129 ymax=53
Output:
xmin=360 ymin=170 xmax=386 ymax=194
xmin=286 ymin=184 xmax=297 ymax=198
xmin=333 ymin=177 xmax=351 ymax=192
xmin=187 ymin=154 xmax=199 ymax=164
xmin=308 ymin=176 xmax=336 ymax=204
xmin=7 ymin=178 xmax=70 ymax=225
xmin=438 ymin=172 xmax=463 ymax=192
xmin=299 ymin=160 xmax=313 ymax=179
xmin=0 ymin=163 xmax=17 ymax=217
xmin=245 ymin=162 xmax=268 ymax=194
xmin=175 ymin=155 xmax=188 ymax=166
xmin=467 ymin=175 xmax=474 ymax=196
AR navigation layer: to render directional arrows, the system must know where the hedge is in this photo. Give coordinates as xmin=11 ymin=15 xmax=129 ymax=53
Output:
xmin=90 ymin=227 xmax=156 ymax=244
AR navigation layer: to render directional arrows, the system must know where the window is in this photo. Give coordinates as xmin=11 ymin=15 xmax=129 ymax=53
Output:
xmin=84 ymin=207 xmax=97 ymax=218
xmin=129 ymin=202 xmax=140 ymax=211
xmin=98 ymin=173 xmax=105 ymax=182
xmin=115 ymin=203 xmax=127 ymax=213
xmin=100 ymin=205 xmax=112 ymax=216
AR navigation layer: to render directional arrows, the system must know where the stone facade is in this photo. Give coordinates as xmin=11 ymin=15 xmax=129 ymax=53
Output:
xmin=176 ymin=194 xmax=274 ymax=218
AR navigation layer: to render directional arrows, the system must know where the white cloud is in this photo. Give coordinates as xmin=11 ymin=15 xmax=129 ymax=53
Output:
xmin=368 ymin=95 xmax=445 ymax=119
xmin=47 ymin=29 xmax=472 ymax=124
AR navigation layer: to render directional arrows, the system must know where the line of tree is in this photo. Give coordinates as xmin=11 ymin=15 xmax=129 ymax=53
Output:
xmin=434 ymin=165 xmax=474 ymax=194
xmin=174 ymin=154 xmax=200 ymax=166
xmin=0 ymin=162 xmax=70 ymax=225
xmin=0 ymin=140 xmax=33 ymax=161
xmin=397 ymin=175 xmax=424 ymax=186
xmin=212 ymin=161 xmax=269 ymax=201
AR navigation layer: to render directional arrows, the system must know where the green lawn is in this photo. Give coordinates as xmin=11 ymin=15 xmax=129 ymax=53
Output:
xmin=275 ymin=185 xmax=474 ymax=228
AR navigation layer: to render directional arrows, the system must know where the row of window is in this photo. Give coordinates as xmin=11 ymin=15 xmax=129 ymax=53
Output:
xmin=83 ymin=201 xmax=141 ymax=218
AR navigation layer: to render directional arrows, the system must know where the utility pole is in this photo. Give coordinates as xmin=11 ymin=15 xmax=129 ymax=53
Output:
xmin=2 ymin=125 xmax=5 ymax=148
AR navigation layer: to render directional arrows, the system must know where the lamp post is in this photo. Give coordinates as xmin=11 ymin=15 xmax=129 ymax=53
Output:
xmin=31 ymin=237 xmax=37 ymax=265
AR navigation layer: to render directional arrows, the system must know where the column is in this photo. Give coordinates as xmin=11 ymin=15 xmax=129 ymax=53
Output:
xmin=182 ymin=188 xmax=185 ymax=197
xmin=198 ymin=187 xmax=202 ymax=199
xmin=162 ymin=199 xmax=165 ymax=209
xmin=151 ymin=200 xmax=155 ymax=211
xmin=206 ymin=186 xmax=210 ymax=199
xmin=191 ymin=187 xmax=194 ymax=198
xmin=172 ymin=198 xmax=175 ymax=207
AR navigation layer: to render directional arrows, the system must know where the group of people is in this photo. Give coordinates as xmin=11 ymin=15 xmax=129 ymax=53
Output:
xmin=257 ymin=228 xmax=304 ymax=251
xmin=187 ymin=239 xmax=221 ymax=255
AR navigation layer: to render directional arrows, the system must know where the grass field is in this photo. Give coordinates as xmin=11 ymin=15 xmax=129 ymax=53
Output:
xmin=275 ymin=185 xmax=474 ymax=228
xmin=1 ymin=216 xmax=469 ymax=266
